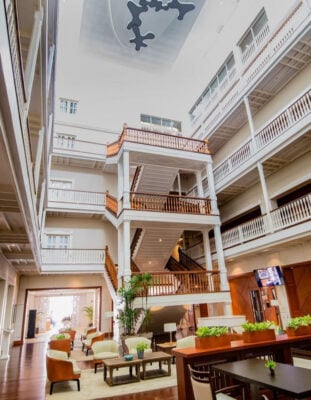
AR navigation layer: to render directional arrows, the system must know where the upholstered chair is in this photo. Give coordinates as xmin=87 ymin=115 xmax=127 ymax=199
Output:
xmin=83 ymin=332 xmax=105 ymax=355
xmin=46 ymin=349 xmax=81 ymax=395
xmin=92 ymin=340 xmax=119 ymax=372
xmin=81 ymin=327 xmax=97 ymax=341
xmin=124 ymin=336 xmax=152 ymax=355
xmin=49 ymin=338 xmax=71 ymax=356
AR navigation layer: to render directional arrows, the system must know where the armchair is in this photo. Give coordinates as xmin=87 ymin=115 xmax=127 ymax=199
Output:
xmin=46 ymin=349 xmax=81 ymax=395
xmin=49 ymin=338 xmax=71 ymax=356
xmin=80 ymin=327 xmax=97 ymax=341
xmin=124 ymin=336 xmax=152 ymax=355
xmin=82 ymin=332 xmax=105 ymax=355
xmin=92 ymin=340 xmax=119 ymax=373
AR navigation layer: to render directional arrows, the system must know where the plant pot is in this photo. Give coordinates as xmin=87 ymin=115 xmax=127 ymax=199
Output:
xmin=242 ymin=329 xmax=276 ymax=343
xmin=268 ymin=368 xmax=275 ymax=376
xmin=195 ymin=335 xmax=231 ymax=349
xmin=286 ymin=326 xmax=311 ymax=337
xmin=137 ymin=350 xmax=144 ymax=359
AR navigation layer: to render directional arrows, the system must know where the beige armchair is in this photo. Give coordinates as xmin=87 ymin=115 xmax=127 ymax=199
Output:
xmin=82 ymin=331 xmax=105 ymax=355
xmin=124 ymin=336 xmax=152 ymax=355
xmin=92 ymin=340 xmax=119 ymax=373
xmin=49 ymin=338 xmax=71 ymax=356
xmin=46 ymin=349 xmax=81 ymax=395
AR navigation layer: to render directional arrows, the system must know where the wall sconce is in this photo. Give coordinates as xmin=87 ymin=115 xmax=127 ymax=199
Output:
xmin=164 ymin=322 xmax=177 ymax=344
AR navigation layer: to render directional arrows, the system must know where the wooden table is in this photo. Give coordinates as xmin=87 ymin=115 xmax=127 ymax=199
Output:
xmin=103 ymin=357 xmax=142 ymax=386
xmin=141 ymin=351 xmax=173 ymax=379
xmin=173 ymin=334 xmax=311 ymax=400
xmin=213 ymin=358 xmax=311 ymax=399
xmin=156 ymin=342 xmax=176 ymax=363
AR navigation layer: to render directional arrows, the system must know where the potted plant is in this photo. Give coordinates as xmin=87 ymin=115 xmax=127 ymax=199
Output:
xmin=195 ymin=326 xmax=230 ymax=349
xmin=286 ymin=315 xmax=311 ymax=336
xmin=265 ymin=360 xmax=276 ymax=376
xmin=83 ymin=306 xmax=93 ymax=327
xmin=241 ymin=321 xmax=276 ymax=343
xmin=136 ymin=341 xmax=149 ymax=359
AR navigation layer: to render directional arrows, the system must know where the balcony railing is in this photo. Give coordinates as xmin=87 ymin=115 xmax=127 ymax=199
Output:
xmin=193 ymin=1 xmax=309 ymax=137
xmin=48 ymin=188 xmax=106 ymax=211
xmin=130 ymin=270 xmax=221 ymax=296
xmin=214 ymin=88 xmax=311 ymax=184
xmin=130 ymin=192 xmax=212 ymax=215
xmin=41 ymin=248 xmax=105 ymax=264
xmin=53 ymin=136 xmax=106 ymax=160
xmin=107 ymin=126 xmax=209 ymax=156
xmin=209 ymin=193 xmax=311 ymax=252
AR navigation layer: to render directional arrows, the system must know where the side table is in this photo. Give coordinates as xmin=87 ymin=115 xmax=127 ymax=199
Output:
xmin=156 ymin=342 xmax=176 ymax=363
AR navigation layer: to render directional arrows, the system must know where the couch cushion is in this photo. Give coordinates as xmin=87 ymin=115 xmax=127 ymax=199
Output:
xmin=71 ymin=359 xmax=81 ymax=375
xmin=47 ymin=349 xmax=68 ymax=360
xmin=93 ymin=351 xmax=119 ymax=360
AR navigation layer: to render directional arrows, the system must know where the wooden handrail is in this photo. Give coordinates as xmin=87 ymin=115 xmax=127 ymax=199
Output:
xmin=105 ymin=246 xmax=118 ymax=290
xmin=105 ymin=192 xmax=118 ymax=215
xmin=178 ymin=248 xmax=204 ymax=270
xmin=130 ymin=192 xmax=211 ymax=215
xmin=130 ymin=166 xmax=142 ymax=192
xmin=107 ymin=126 xmax=210 ymax=156
xmin=129 ymin=270 xmax=220 ymax=296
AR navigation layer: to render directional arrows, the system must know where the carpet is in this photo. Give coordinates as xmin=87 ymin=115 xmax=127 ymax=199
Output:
xmin=70 ymin=349 xmax=94 ymax=362
xmin=45 ymin=364 xmax=177 ymax=399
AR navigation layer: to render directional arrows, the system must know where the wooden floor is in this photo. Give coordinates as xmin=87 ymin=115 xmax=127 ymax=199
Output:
xmin=0 ymin=341 xmax=178 ymax=400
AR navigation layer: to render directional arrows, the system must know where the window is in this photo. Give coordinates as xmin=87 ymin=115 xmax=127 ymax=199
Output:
xmin=239 ymin=9 xmax=269 ymax=63
xmin=60 ymin=98 xmax=78 ymax=114
xmin=140 ymin=114 xmax=182 ymax=134
xmin=45 ymin=234 xmax=70 ymax=249
xmin=189 ymin=53 xmax=236 ymax=119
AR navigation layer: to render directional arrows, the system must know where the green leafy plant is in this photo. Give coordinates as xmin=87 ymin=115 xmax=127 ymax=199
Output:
xmin=56 ymin=333 xmax=66 ymax=340
xmin=136 ymin=341 xmax=149 ymax=351
xmin=265 ymin=360 xmax=276 ymax=370
xmin=196 ymin=326 xmax=228 ymax=337
xmin=287 ymin=315 xmax=311 ymax=330
xmin=242 ymin=321 xmax=274 ymax=332
xmin=83 ymin=306 xmax=93 ymax=325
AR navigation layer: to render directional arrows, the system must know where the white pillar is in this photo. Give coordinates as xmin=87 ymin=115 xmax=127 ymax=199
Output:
xmin=24 ymin=9 xmax=43 ymax=105
xmin=243 ymin=96 xmax=256 ymax=140
xmin=47 ymin=45 xmax=55 ymax=93
xmin=123 ymin=221 xmax=131 ymax=280
xmin=34 ymin=128 xmax=45 ymax=192
xmin=177 ymin=173 xmax=182 ymax=196
xmin=257 ymin=162 xmax=274 ymax=232
xmin=123 ymin=151 xmax=130 ymax=209
xmin=117 ymin=227 xmax=124 ymax=284
xmin=196 ymin=171 xmax=204 ymax=197
xmin=117 ymin=156 xmax=124 ymax=214
xmin=205 ymin=161 xmax=218 ymax=213
xmin=202 ymin=229 xmax=213 ymax=270
xmin=214 ymin=225 xmax=229 ymax=292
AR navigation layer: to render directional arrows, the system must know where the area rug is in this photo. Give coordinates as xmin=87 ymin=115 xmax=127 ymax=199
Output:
xmin=45 ymin=364 xmax=177 ymax=399
xmin=70 ymin=349 xmax=94 ymax=362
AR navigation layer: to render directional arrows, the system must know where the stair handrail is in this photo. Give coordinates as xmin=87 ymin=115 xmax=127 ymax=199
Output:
xmin=105 ymin=246 xmax=118 ymax=290
xmin=178 ymin=248 xmax=205 ymax=270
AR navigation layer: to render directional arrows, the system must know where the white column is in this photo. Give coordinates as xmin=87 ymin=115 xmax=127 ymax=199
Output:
xmin=257 ymin=162 xmax=274 ymax=232
xmin=214 ymin=225 xmax=230 ymax=292
xmin=177 ymin=173 xmax=182 ymax=196
xmin=117 ymin=227 xmax=124 ymax=284
xmin=202 ymin=229 xmax=213 ymax=270
xmin=24 ymin=9 xmax=43 ymax=106
xmin=47 ymin=45 xmax=55 ymax=93
xmin=196 ymin=171 xmax=204 ymax=197
xmin=117 ymin=156 xmax=124 ymax=214
xmin=205 ymin=161 xmax=218 ymax=213
xmin=123 ymin=151 xmax=130 ymax=209
xmin=123 ymin=221 xmax=131 ymax=281
xmin=34 ymin=128 xmax=45 ymax=193
xmin=243 ymin=96 xmax=256 ymax=140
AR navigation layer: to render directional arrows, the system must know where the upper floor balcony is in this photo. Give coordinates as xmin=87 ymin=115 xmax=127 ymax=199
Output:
xmin=191 ymin=0 xmax=311 ymax=146
xmin=41 ymin=248 xmax=106 ymax=273
xmin=47 ymin=187 xmax=106 ymax=214
xmin=106 ymin=125 xmax=210 ymax=166
xmin=185 ymin=193 xmax=311 ymax=260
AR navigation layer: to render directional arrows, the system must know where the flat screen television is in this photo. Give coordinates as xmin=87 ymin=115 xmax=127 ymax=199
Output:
xmin=254 ymin=266 xmax=285 ymax=287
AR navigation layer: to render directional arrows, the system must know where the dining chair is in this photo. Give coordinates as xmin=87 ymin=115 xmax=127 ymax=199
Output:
xmin=188 ymin=365 xmax=246 ymax=400
xmin=291 ymin=347 xmax=311 ymax=369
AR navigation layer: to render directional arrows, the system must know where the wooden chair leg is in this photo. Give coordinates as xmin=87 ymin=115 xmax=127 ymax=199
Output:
xmin=76 ymin=379 xmax=80 ymax=391
xmin=50 ymin=382 xmax=54 ymax=395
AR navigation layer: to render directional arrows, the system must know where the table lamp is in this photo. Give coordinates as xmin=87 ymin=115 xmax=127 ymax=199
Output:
xmin=164 ymin=322 xmax=177 ymax=344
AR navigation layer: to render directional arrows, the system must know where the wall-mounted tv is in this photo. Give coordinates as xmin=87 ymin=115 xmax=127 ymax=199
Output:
xmin=254 ymin=266 xmax=285 ymax=287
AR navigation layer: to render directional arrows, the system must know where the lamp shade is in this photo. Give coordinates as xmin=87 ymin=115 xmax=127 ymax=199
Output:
xmin=164 ymin=323 xmax=177 ymax=333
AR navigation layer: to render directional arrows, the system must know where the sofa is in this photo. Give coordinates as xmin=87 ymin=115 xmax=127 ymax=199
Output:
xmin=92 ymin=340 xmax=119 ymax=372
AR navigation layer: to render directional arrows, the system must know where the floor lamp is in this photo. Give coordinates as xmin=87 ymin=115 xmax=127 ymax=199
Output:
xmin=164 ymin=322 xmax=177 ymax=344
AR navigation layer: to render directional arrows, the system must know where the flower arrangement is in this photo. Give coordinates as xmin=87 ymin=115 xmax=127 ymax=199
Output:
xmin=287 ymin=315 xmax=311 ymax=330
xmin=56 ymin=333 xmax=66 ymax=340
xmin=265 ymin=360 xmax=276 ymax=370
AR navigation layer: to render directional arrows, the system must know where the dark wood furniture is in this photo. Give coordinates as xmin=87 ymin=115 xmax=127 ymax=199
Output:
xmin=141 ymin=351 xmax=172 ymax=379
xmin=173 ymin=334 xmax=311 ymax=400
xmin=213 ymin=358 xmax=311 ymax=399
xmin=103 ymin=357 xmax=142 ymax=386
xmin=156 ymin=342 xmax=176 ymax=363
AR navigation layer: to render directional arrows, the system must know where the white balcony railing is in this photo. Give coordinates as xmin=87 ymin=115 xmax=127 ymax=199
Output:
xmin=208 ymin=194 xmax=311 ymax=252
xmin=41 ymin=248 xmax=105 ymax=264
xmin=53 ymin=136 xmax=107 ymax=160
xmin=214 ymin=88 xmax=311 ymax=184
xmin=48 ymin=188 xmax=106 ymax=211
xmin=193 ymin=1 xmax=309 ymax=137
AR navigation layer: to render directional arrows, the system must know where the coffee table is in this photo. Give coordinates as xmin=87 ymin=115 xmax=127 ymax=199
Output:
xmin=103 ymin=357 xmax=142 ymax=386
xmin=141 ymin=351 xmax=173 ymax=379
xmin=156 ymin=342 xmax=176 ymax=363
